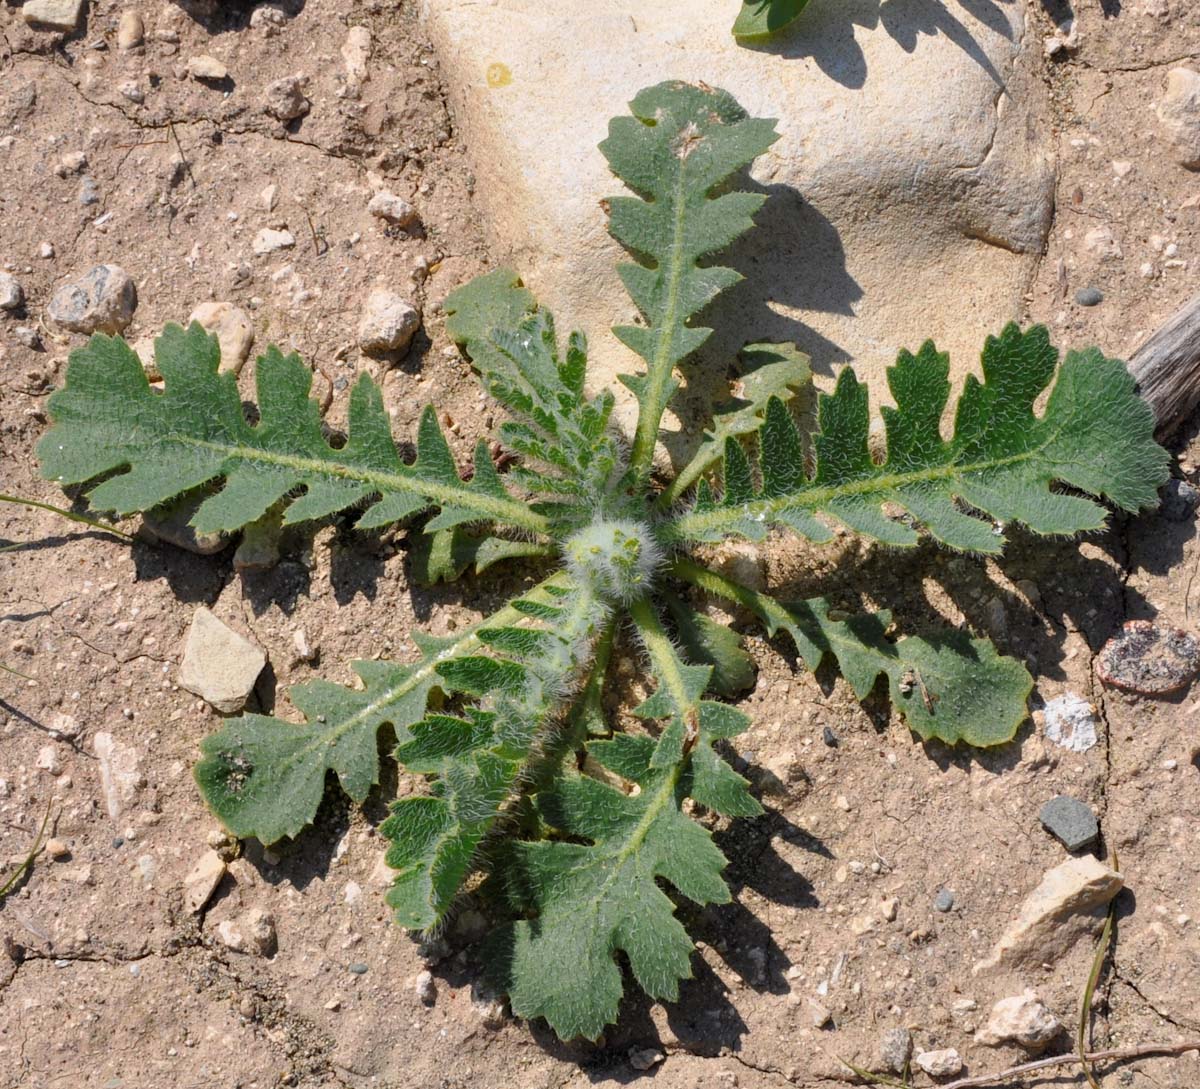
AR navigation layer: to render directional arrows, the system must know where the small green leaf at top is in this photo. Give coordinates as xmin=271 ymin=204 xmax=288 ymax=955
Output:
xmin=733 ymin=0 xmax=814 ymax=42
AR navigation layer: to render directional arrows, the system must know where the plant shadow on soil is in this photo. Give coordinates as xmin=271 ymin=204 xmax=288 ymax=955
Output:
xmin=739 ymin=0 xmax=1015 ymax=89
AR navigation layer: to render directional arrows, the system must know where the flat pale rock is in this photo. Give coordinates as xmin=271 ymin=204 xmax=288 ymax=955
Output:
xmin=184 ymin=849 xmax=227 ymax=913
xmin=22 ymin=0 xmax=85 ymax=30
xmin=422 ymin=0 xmax=1053 ymax=441
xmin=976 ymin=989 xmax=1061 ymax=1050
xmin=914 ymin=1048 xmax=962 ymax=1077
xmin=1157 ymin=67 xmax=1200 ymax=169
xmin=93 ymin=731 xmax=143 ymax=820
xmin=178 ymin=607 xmax=266 ymax=713
xmin=974 ymin=855 xmax=1123 ymax=974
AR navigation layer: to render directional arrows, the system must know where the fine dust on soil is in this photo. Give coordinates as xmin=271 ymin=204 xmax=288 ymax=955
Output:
xmin=2 ymin=2 xmax=1200 ymax=1088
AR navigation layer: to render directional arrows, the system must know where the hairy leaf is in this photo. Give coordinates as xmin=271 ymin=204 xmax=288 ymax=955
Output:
xmin=383 ymin=586 xmax=609 ymax=929
xmin=663 ymin=591 xmax=757 ymax=698
xmin=601 ymin=81 xmax=780 ymax=485
xmin=672 ymin=326 xmax=1169 ymax=552
xmin=490 ymin=733 xmax=739 ymax=1041
xmin=38 ymin=324 xmax=549 ymax=537
xmin=674 ymin=557 xmax=1033 ymax=747
xmin=733 ymin=0 xmax=813 ymax=41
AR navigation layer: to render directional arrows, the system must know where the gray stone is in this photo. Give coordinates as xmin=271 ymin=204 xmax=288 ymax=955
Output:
xmin=77 ymin=176 xmax=100 ymax=206
xmin=1161 ymin=478 xmax=1200 ymax=522
xmin=879 ymin=1027 xmax=913 ymax=1075
xmin=1075 ymin=286 xmax=1104 ymax=307
xmin=22 ymin=0 xmax=86 ymax=31
xmin=0 ymin=272 xmax=23 ymax=311
xmin=263 ymin=76 xmax=310 ymax=121
xmin=348 ymin=962 xmax=369 ymax=974
xmin=933 ymin=888 xmax=955 ymax=913
xmin=358 ymin=290 xmax=420 ymax=355
xmin=1157 ymin=67 xmax=1200 ymax=169
xmin=1039 ymin=795 xmax=1099 ymax=852
xmin=178 ymin=607 xmax=267 ymax=713
xmin=47 ymin=264 xmax=137 ymax=334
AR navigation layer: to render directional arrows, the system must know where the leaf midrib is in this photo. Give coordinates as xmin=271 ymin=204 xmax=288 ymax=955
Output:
xmin=665 ymin=427 xmax=1069 ymax=542
xmin=169 ymin=433 xmax=551 ymax=534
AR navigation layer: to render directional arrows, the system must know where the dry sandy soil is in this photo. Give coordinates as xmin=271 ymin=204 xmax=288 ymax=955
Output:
xmin=2 ymin=1 xmax=1200 ymax=1087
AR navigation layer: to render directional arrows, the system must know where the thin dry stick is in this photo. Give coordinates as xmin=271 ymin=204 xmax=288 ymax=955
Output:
xmin=1078 ymin=847 xmax=1119 ymax=1089
xmin=939 ymin=1041 xmax=1200 ymax=1089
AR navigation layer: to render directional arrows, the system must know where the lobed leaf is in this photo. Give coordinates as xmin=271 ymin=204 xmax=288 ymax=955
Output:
xmin=489 ymin=733 xmax=742 ymax=1041
xmin=37 ymin=324 xmax=549 ymax=538
xmin=732 ymin=0 xmax=814 ymax=41
xmin=673 ymin=557 xmax=1034 ymax=747
xmin=672 ymin=326 xmax=1170 ymax=553
xmin=600 ymin=81 xmax=780 ymax=486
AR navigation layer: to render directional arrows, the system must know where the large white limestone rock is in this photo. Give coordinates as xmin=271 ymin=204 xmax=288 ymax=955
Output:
xmin=422 ymin=0 xmax=1054 ymax=442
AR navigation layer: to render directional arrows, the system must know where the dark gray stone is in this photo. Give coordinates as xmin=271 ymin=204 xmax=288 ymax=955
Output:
xmin=1161 ymin=478 xmax=1199 ymax=523
xmin=1039 ymin=794 xmax=1099 ymax=852
xmin=1075 ymin=287 xmax=1104 ymax=307
xmin=47 ymin=264 xmax=136 ymax=334
xmin=879 ymin=1027 xmax=913 ymax=1075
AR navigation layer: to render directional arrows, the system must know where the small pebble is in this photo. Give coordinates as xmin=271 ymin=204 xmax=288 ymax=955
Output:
xmin=45 ymin=837 xmax=70 ymax=860
xmin=822 ymin=726 xmax=838 ymax=747
xmin=348 ymin=962 xmax=369 ymax=975
xmin=263 ymin=76 xmax=310 ymax=121
xmin=915 ymin=1048 xmax=963 ymax=1077
xmin=252 ymin=228 xmax=295 ymax=255
xmin=0 ymin=272 xmax=23 ymax=311
xmin=879 ymin=1027 xmax=913 ymax=1075
xmin=367 ymin=191 xmax=418 ymax=227
xmin=22 ymin=0 xmax=85 ymax=31
xmin=187 ymin=55 xmax=228 ymax=82
xmin=1039 ymin=795 xmax=1099 ymax=852
xmin=117 ymin=10 xmax=144 ymax=50
xmin=415 ymin=969 xmax=436 ymax=1005
xmin=1157 ymin=68 xmax=1200 ymax=169
xmin=933 ymin=888 xmax=955 ymax=913
xmin=628 ymin=1047 xmax=665 ymax=1072
xmin=77 ymin=177 xmax=101 ymax=206
xmin=1161 ymin=478 xmax=1199 ymax=522
xmin=358 ymin=289 xmax=420 ymax=355
xmin=178 ymin=607 xmax=266 ymax=713
xmin=1075 ymin=287 xmax=1103 ymax=307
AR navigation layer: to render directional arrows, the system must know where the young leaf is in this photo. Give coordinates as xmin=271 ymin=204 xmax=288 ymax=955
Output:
xmin=673 ymin=556 xmax=1034 ymax=747
xmin=489 ymin=733 xmax=739 ymax=1042
xmin=671 ymin=326 xmax=1170 ymax=553
xmin=600 ymin=81 xmax=780 ymax=487
xmin=661 ymin=341 xmax=811 ymax=508
xmin=663 ymin=591 xmax=757 ymax=698
xmin=732 ymin=0 xmax=813 ymax=41
xmin=37 ymin=324 xmax=550 ymax=538
xmin=383 ymin=585 xmax=610 ymax=930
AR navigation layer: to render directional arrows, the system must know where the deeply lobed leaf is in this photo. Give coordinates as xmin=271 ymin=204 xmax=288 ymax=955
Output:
xmin=38 ymin=324 xmax=549 ymax=538
xmin=674 ymin=325 xmax=1170 ymax=552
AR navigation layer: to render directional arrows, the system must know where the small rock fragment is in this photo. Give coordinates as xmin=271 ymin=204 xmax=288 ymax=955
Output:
xmin=55 ymin=150 xmax=87 ymax=177
xmin=470 ymin=980 xmax=508 ymax=1027
xmin=178 ymin=607 xmax=267 ymax=713
xmin=1161 ymin=479 xmax=1200 ymax=522
xmin=22 ymin=0 xmax=85 ymax=31
xmin=976 ymin=990 xmax=1062 ymax=1050
xmin=367 ymin=191 xmax=418 ymax=227
xmin=807 ymin=997 xmax=832 ymax=1028
xmin=93 ymin=731 xmax=143 ymax=819
xmin=348 ymin=962 xmax=369 ymax=975
xmin=39 ymin=242 xmax=55 ymax=259
xmin=1157 ymin=67 xmax=1200 ymax=169
xmin=0 ymin=273 xmax=23 ymax=311
xmin=933 ymin=888 xmax=955 ymax=913
xmin=1096 ymin=619 xmax=1200 ymax=695
xmin=184 ymin=849 xmax=227 ymax=913
xmin=45 ymin=837 xmax=70 ymax=860
xmin=263 ymin=76 xmax=310 ymax=121
xmin=1039 ymin=795 xmax=1099 ymax=853
xmin=187 ymin=301 xmax=254 ymax=374
xmin=218 ymin=908 xmax=276 ymax=955
xmin=1042 ymin=693 xmax=1099 ymax=753
xmin=974 ymin=855 xmax=1123 ymax=973
xmin=187 ymin=55 xmax=228 ymax=82
xmin=117 ymin=10 xmax=144 ymax=50
xmin=629 ymin=1047 xmax=665 ymax=1072
xmin=1084 ymin=226 xmax=1122 ymax=261
xmin=415 ymin=969 xmax=436 ymax=1005
xmin=341 ymin=25 xmax=371 ymax=89
xmin=35 ymin=745 xmax=62 ymax=775
xmin=260 ymin=183 xmax=279 ymax=213
xmin=47 ymin=264 xmax=137 ymax=334
xmin=1074 ymin=286 xmax=1103 ymax=307
xmin=879 ymin=1027 xmax=913 ymax=1075
xmin=77 ymin=176 xmax=100 ymax=206
xmin=915 ymin=1049 xmax=963 ymax=1078
xmin=358 ymin=290 xmax=420 ymax=355
xmin=880 ymin=896 xmax=899 ymax=922
xmin=292 ymin=628 xmax=316 ymax=662
xmin=119 ymin=80 xmax=144 ymax=104
xmin=252 ymin=228 xmax=295 ymax=255
xmin=756 ymin=750 xmax=808 ymax=798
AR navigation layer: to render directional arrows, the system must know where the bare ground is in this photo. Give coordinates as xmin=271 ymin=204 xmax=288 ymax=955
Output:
xmin=2 ymin=2 xmax=1200 ymax=1087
